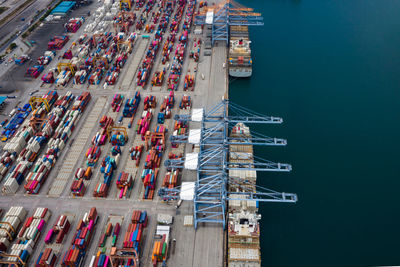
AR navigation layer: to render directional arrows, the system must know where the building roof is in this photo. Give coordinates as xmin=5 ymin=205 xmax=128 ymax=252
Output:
xmin=51 ymin=1 xmax=76 ymax=15
xmin=0 ymin=96 xmax=7 ymax=106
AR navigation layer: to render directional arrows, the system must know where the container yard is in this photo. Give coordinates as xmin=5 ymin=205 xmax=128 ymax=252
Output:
xmin=0 ymin=0 xmax=279 ymax=266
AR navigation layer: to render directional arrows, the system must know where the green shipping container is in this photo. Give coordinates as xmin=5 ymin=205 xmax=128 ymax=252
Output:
xmin=162 ymin=242 xmax=167 ymax=256
xmin=111 ymin=235 xmax=117 ymax=246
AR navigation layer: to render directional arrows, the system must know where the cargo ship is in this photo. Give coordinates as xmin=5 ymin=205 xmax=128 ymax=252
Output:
xmin=228 ymin=26 xmax=253 ymax=78
xmin=227 ymin=123 xmax=261 ymax=267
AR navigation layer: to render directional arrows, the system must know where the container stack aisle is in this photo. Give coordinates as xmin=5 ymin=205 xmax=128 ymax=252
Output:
xmin=151 ymin=222 xmax=171 ymax=266
xmin=5 ymin=207 xmax=51 ymax=266
xmin=160 ymin=0 xmax=192 ymax=93
xmin=183 ymin=37 xmax=200 ymax=92
xmin=39 ymin=5 xmax=104 ymax=90
xmin=1 ymin=91 xmax=83 ymax=196
xmin=169 ymin=97 xmax=190 ymax=156
xmin=118 ymin=210 xmax=148 ymax=265
xmin=88 ymin=215 xmax=124 ymax=266
xmin=109 ymin=4 xmax=162 ymax=91
xmin=0 ymin=206 xmax=27 ymax=256
xmin=60 ymin=207 xmax=101 ymax=266
xmin=76 ymin=98 xmax=119 ymax=198
xmin=0 ymin=117 xmax=30 ymax=191
xmin=23 ymin=91 xmax=88 ymax=195
xmin=137 ymin=0 xmax=191 ymax=91
xmin=125 ymin=137 xmax=144 ymax=200
xmin=138 ymin=95 xmax=168 ymax=200
xmin=105 ymin=92 xmax=142 ymax=200
xmin=48 ymin=97 xmax=107 ymax=197
xmin=128 ymin=126 xmax=147 ymax=201
xmin=32 ymin=212 xmax=75 ymax=266
xmin=120 ymin=38 xmax=150 ymax=90
xmin=158 ymin=103 xmax=190 ymax=198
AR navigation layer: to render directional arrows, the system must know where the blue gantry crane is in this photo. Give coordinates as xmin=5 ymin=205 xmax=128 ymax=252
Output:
xmin=159 ymin=99 xmax=297 ymax=229
xmin=195 ymin=0 xmax=264 ymax=45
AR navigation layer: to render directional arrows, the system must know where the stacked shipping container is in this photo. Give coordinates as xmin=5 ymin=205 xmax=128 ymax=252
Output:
xmin=61 ymin=207 xmax=98 ymax=266
xmin=227 ymin=123 xmax=261 ymax=267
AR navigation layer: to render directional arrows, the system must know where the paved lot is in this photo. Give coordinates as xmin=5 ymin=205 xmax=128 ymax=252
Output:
xmin=0 ymin=0 xmax=228 ymax=266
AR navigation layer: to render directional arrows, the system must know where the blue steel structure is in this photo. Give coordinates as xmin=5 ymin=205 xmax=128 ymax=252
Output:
xmin=160 ymin=100 xmax=297 ymax=229
xmin=194 ymin=0 xmax=264 ymax=45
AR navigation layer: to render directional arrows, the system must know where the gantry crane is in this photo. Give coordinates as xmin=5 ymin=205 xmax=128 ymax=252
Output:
xmin=57 ymin=62 xmax=76 ymax=75
xmin=29 ymin=96 xmax=51 ymax=132
xmin=29 ymin=115 xmax=48 ymax=132
xmin=0 ymin=221 xmax=16 ymax=240
xmin=159 ymin=99 xmax=297 ymax=229
xmin=114 ymin=11 xmax=136 ymax=33
xmin=117 ymin=40 xmax=133 ymax=53
xmin=93 ymin=56 xmax=109 ymax=69
xmin=29 ymin=96 xmax=50 ymax=112
xmin=90 ymin=33 xmax=108 ymax=47
xmin=107 ymin=125 xmax=128 ymax=141
xmin=109 ymin=248 xmax=138 ymax=267
xmin=119 ymin=0 xmax=132 ymax=10
xmin=0 ymin=252 xmax=26 ymax=266
xmin=0 ymin=222 xmax=25 ymax=265
xmin=144 ymin=130 xmax=165 ymax=151
xmin=195 ymin=0 xmax=264 ymax=45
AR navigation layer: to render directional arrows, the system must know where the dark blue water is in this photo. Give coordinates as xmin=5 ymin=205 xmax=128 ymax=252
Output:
xmin=229 ymin=1 xmax=400 ymax=266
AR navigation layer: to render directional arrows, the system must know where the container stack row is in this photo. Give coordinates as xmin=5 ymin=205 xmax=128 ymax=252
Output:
xmin=1 ymin=103 xmax=32 ymax=141
xmin=151 ymin=225 xmax=170 ymax=266
xmin=24 ymin=92 xmax=76 ymax=194
xmin=115 ymin=171 xmax=134 ymax=199
xmin=2 ymin=91 xmax=59 ymax=194
xmin=123 ymin=210 xmax=147 ymax=250
xmin=7 ymin=207 xmax=50 ymax=265
xmin=136 ymin=35 xmax=161 ymax=87
xmin=160 ymin=91 xmax=174 ymax=118
xmin=129 ymin=144 xmax=143 ymax=166
xmin=44 ymin=214 xmax=71 ymax=245
xmin=94 ymin=154 xmax=119 ymax=197
xmin=65 ymin=17 xmax=85 ymax=33
xmin=61 ymin=207 xmax=98 ymax=267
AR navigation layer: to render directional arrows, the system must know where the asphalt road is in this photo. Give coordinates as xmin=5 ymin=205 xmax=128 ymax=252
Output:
xmin=0 ymin=0 xmax=53 ymax=42
xmin=0 ymin=3 xmax=93 ymax=94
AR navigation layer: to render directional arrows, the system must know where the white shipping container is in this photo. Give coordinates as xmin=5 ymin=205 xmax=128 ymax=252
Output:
xmin=2 ymin=177 xmax=19 ymax=194
xmin=26 ymin=239 xmax=34 ymax=250
xmin=58 ymin=140 xmax=65 ymax=150
xmin=18 ymin=136 xmax=26 ymax=147
xmin=33 ymin=208 xmax=42 ymax=219
xmin=89 ymin=255 xmax=96 ymax=267
xmin=5 ymin=206 xmax=26 ymax=219
xmin=0 ymin=237 xmax=10 ymax=247
xmin=157 ymin=214 xmax=173 ymax=225
xmin=0 ymin=217 xmax=21 ymax=232
xmin=83 ymin=212 xmax=87 ymax=223
xmin=114 ymin=154 xmax=120 ymax=166
xmin=46 ymin=251 xmax=55 ymax=265
xmin=0 ymin=229 xmax=8 ymax=238
xmin=32 ymin=142 xmax=40 ymax=154
xmin=0 ymin=165 xmax=8 ymax=176
xmin=48 ymin=139 xmax=55 ymax=148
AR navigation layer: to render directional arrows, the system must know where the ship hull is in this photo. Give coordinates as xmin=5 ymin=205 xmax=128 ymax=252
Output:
xmin=229 ymin=68 xmax=252 ymax=78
